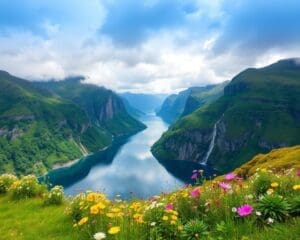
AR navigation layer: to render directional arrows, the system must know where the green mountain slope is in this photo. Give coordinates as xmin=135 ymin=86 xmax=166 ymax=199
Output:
xmin=152 ymin=59 xmax=300 ymax=173
xmin=157 ymin=82 xmax=228 ymax=123
xmin=36 ymin=77 xmax=146 ymax=136
xmin=0 ymin=72 xmax=145 ymax=175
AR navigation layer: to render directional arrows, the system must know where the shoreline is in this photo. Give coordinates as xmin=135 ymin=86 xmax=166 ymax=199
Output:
xmin=49 ymin=127 xmax=146 ymax=172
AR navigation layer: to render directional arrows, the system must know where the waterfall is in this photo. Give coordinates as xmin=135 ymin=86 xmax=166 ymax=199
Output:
xmin=201 ymin=118 xmax=221 ymax=165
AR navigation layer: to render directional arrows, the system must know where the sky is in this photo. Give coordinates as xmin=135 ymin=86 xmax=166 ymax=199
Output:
xmin=0 ymin=0 xmax=300 ymax=93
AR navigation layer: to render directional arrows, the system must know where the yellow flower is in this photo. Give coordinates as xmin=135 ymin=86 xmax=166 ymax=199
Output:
xmin=108 ymin=226 xmax=120 ymax=235
xmin=170 ymin=220 xmax=176 ymax=225
xmin=171 ymin=215 xmax=178 ymax=221
xmin=178 ymin=225 xmax=184 ymax=231
xmin=111 ymin=207 xmax=121 ymax=213
xmin=271 ymin=182 xmax=279 ymax=188
xmin=162 ymin=215 xmax=169 ymax=221
xmin=106 ymin=212 xmax=115 ymax=218
xmin=90 ymin=205 xmax=99 ymax=214
xmin=267 ymin=188 xmax=274 ymax=195
xmin=293 ymin=184 xmax=300 ymax=190
xmin=78 ymin=217 xmax=88 ymax=226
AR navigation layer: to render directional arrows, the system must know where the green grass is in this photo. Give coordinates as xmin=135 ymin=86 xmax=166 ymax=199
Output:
xmin=0 ymin=195 xmax=77 ymax=240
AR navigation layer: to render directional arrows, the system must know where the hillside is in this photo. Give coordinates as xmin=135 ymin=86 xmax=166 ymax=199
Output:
xmin=0 ymin=72 xmax=144 ymax=175
xmin=152 ymin=59 xmax=300 ymax=173
xmin=36 ymin=77 xmax=146 ymax=137
xmin=158 ymin=82 xmax=228 ymax=123
xmin=0 ymin=146 xmax=299 ymax=240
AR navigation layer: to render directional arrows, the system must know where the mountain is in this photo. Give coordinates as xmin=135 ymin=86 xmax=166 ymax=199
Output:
xmin=36 ymin=77 xmax=146 ymax=136
xmin=0 ymin=72 xmax=145 ymax=175
xmin=152 ymin=59 xmax=300 ymax=173
xmin=157 ymin=82 xmax=229 ymax=123
xmin=119 ymin=92 xmax=167 ymax=113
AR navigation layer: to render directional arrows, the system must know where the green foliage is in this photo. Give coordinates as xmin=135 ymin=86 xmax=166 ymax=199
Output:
xmin=252 ymin=172 xmax=272 ymax=196
xmin=289 ymin=195 xmax=300 ymax=216
xmin=181 ymin=220 xmax=209 ymax=240
xmin=0 ymin=174 xmax=17 ymax=193
xmin=256 ymin=194 xmax=290 ymax=223
xmin=43 ymin=186 xmax=64 ymax=205
xmin=9 ymin=175 xmax=45 ymax=200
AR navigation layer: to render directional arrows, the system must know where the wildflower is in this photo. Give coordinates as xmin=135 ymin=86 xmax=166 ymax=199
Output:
xmin=267 ymin=188 xmax=274 ymax=195
xmin=108 ymin=226 xmax=120 ymax=235
xmin=271 ymin=182 xmax=279 ymax=188
xmin=225 ymin=172 xmax=236 ymax=181
xmin=178 ymin=225 xmax=184 ymax=231
xmin=191 ymin=172 xmax=198 ymax=179
xmin=198 ymin=169 xmax=204 ymax=174
xmin=255 ymin=211 xmax=262 ymax=216
xmin=231 ymin=207 xmax=237 ymax=213
xmin=293 ymin=184 xmax=300 ymax=190
xmin=267 ymin=217 xmax=274 ymax=224
xmin=237 ymin=204 xmax=253 ymax=217
xmin=90 ymin=204 xmax=100 ymax=214
xmin=162 ymin=215 xmax=169 ymax=221
xmin=190 ymin=187 xmax=201 ymax=198
xmin=296 ymin=170 xmax=300 ymax=177
xmin=150 ymin=222 xmax=156 ymax=227
xmin=218 ymin=182 xmax=231 ymax=190
xmin=78 ymin=217 xmax=88 ymax=226
xmin=245 ymin=194 xmax=253 ymax=199
xmin=165 ymin=203 xmax=174 ymax=211
xmin=93 ymin=232 xmax=106 ymax=240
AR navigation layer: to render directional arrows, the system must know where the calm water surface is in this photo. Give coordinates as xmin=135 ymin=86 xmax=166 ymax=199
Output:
xmin=45 ymin=114 xmax=184 ymax=198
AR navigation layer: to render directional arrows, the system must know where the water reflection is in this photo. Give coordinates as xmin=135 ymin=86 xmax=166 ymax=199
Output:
xmin=45 ymin=114 xmax=184 ymax=199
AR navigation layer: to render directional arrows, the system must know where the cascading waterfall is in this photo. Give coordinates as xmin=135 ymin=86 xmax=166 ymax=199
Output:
xmin=201 ymin=118 xmax=222 ymax=165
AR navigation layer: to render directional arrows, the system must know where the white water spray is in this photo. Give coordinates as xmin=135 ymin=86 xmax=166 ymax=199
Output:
xmin=201 ymin=118 xmax=221 ymax=165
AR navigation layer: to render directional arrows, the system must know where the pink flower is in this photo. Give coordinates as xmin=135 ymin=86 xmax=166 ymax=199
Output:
xmin=225 ymin=172 xmax=237 ymax=181
xmin=190 ymin=187 xmax=201 ymax=198
xmin=191 ymin=172 xmax=198 ymax=179
xmin=297 ymin=170 xmax=300 ymax=177
xmin=237 ymin=204 xmax=253 ymax=217
xmin=165 ymin=203 xmax=174 ymax=211
xmin=218 ymin=182 xmax=232 ymax=190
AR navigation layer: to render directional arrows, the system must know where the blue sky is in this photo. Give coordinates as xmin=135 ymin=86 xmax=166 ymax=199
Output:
xmin=0 ymin=0 xmax=300 ymax=93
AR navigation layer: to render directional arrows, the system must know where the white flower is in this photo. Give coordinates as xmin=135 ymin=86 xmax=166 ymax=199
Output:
xmin=255 ymin=211 xmax=262 ymax=216
xmin=231 ymin=207 xmax=237 ymax=213
xmin=267 ymin=218 xmax=274 ymax=224
xmin=94 ymin=232 xmax=106 ymax=240
xmin=150 ymin=222 xmax=156 ymax=226
xmin=245 ymin=194 xmax=253 ymax=199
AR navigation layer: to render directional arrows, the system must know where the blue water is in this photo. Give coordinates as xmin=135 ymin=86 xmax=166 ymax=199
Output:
xmin=45 ymin=114 xmax=184 ymax=199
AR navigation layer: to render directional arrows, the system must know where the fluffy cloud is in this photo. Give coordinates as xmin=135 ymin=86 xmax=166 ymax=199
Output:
xmin=0 ymin=0 xmax=299 ymax=93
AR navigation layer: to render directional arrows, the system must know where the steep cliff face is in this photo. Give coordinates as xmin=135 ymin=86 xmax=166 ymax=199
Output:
xmin=152 ymin=59 xmax=300 ymax=173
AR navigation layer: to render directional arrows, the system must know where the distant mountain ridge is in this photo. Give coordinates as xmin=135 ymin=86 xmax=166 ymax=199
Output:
xmin=152 ymin=59 xmax=300 ymax=173
xmin=119 ymin=92 xmax=167 ymax=114
xmin=0 ymin=72 xmax=145 ymax=175
xmin=158 ymin=81 xmax=229 ymax=123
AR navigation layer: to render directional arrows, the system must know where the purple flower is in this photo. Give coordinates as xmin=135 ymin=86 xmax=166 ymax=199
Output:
xmin=191 ymin=172 xmax=198 ymax=179
xmin=218 ymin=182 xmax=232 ymax=190
xmin=190 ymin=187 xmax=201 ymax=198
xmin=297 ymin=170 xmax=300 ymax=177
xmin=225 ymin=172 xmax=236 ymax=181
xmin=237 ymin=204 xmax=253 ymax=217
xmin=165 ymin=203 xmax=174 ymax=211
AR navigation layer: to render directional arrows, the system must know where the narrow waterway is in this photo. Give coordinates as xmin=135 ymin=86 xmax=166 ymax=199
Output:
xmin=45 ymin=114 xmax=184 ymax=198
